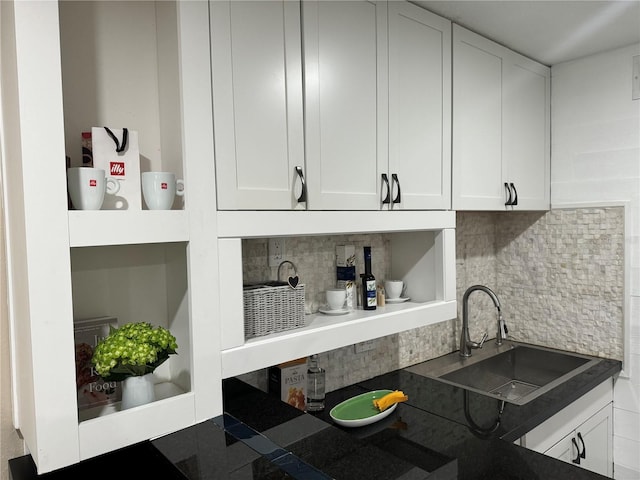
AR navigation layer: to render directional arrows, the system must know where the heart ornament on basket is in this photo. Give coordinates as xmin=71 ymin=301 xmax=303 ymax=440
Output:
xmin=278 ymin=260 xmax=300 ymax=290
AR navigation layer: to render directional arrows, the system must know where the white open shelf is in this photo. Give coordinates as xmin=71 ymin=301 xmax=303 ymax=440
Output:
xmin=68 ymin=210 xmax=189 ymax=247
xmin=216 ymin=210 xmax=456 ymax=238
xmin=78 ymin=388 xmax=195 ymax=461
xmin=221 ymin=299 xmax=456 ymax=378
xmin=77 ymin=380 xmax=188 ymax=423
xmin=4 ymin=1 xmax=220 ymax=473
xmin=218 ymin=214 xmax=458 ymax=378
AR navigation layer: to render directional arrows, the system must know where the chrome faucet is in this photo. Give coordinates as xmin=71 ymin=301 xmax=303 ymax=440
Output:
xmin=460 ymin=285 xmax=507 ymax=357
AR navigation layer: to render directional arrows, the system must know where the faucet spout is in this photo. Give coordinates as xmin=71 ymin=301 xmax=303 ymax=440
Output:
xmin=460 ymin=285 xmax=504 ymax=357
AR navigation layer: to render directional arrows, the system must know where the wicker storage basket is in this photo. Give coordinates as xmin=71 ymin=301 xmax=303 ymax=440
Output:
xmin=243 ymin=281 xmax=305 ymax=338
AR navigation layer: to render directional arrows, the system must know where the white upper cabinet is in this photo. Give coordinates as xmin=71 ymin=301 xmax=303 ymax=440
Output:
xmin=303 ymin=0 xmax=388 ymax=210
xmin=503 ymin=54 xmax=551 ymax=209
xmin=452 ymin=28 xmax=503 ymax=209
xmin=212 ymin=0 xmax=452 ymax=211
xmin=304 ymin=0 xmax=452 ymax=210
xmin=211 ymin=1 xmax=305 ymax=210
xmin=452 ymin=24 xmax=550 ymax=211
xmin=387 ymin=2 xmax=451 ymax=210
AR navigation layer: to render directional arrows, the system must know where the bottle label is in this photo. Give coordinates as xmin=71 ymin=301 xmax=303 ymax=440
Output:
xmin=365 ymin=279 xmax=376 ymax=307
xmin=308 ymin=375 xmax=325 ymax=397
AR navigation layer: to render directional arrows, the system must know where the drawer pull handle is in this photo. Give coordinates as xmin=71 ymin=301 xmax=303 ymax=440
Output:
xmin=295 ymin=166 xmax=306 ymax=203
xmin=510 ymin=182 xmax=518 ymax=206
xmin=577 ymin=432 xmax=586 ymax=459
xmin=504 ymin=182 xmax=512 ymax=206
xmin=572 ymin=437 xmax=581 ymax=464
xmin=392 ymin=174 xmax=401 ymax=204
xmin=381 ymin=174 xmax=390 ymax=204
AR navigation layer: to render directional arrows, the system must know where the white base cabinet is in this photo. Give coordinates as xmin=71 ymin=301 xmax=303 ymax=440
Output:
xmin=520 ymin=379 xmax=614 ymax=477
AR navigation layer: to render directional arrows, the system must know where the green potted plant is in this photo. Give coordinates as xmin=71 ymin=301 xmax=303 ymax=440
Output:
xmin=92 ymin=322 xmax=178 ymax=409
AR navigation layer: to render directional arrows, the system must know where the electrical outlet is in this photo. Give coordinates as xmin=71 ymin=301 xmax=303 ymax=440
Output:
xmin=268 ymin=238 xmax=285 ymax=267
xmin=354 ymin=340 xmax=377 ymax=354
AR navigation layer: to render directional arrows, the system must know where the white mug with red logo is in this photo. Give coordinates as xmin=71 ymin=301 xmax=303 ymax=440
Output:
xmin=141 ymin=172 xmax=185 ymax=210
xmin=67 ymin=167 xmax=120 ymax=210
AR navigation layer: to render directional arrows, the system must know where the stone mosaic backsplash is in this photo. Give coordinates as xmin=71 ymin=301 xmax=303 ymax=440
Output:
xmin=494 ymin=208 xmax=624 ymax=359
xmin=238 ymin=207 xmax=624 ymax=393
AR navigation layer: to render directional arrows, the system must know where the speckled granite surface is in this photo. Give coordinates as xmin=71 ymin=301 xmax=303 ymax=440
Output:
xmin=9 ymin=349 xmax=621 ymax=480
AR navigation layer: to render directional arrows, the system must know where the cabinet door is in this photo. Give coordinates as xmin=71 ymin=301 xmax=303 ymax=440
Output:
xmin=545 ymin=432 xmax=576 ymax=464
xmin=579 ymin=403 xmax=613 ymax=477
xmin=503 ymin=52 xmax=550 ymax=210
xmin=388 ymin=2 xmax=451 ymax=210
xmin=452 ymin=25 xmax=505 ymax=210
xmin=211 ymin=1 xmax=305 ymax=210
xmin=452 ymin=25 xmax=550 ymax=212
xmin=541 ymin=402 xmax=612 ymax=477
xmin=303 ymin=0 xmax=388 ymax=210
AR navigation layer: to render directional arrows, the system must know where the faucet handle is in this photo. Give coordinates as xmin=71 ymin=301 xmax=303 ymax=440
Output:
xmin=479 ymin=332 xmax=488 ymax=348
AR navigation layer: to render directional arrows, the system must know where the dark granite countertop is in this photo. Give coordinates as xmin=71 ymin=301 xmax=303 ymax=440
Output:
xmin=9 ymin=348 xmax=621 ymax=480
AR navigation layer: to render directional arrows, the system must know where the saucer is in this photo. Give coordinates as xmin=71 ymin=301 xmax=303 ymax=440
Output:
xmin=319 ymin=306 xmax=350 ymax=315
xmin=385 ymin=296 xmax=410 ymax=304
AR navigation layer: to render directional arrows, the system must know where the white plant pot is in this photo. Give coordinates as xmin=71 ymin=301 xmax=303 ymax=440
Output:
xmin=121 ymin=373 xmax=155 ymax=410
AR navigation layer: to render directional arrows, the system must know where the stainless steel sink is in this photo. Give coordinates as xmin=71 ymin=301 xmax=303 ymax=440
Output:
xmin=405 ymin=341 xmax=601 ymax=405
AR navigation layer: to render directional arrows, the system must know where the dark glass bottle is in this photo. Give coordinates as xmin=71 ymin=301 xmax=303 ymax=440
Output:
xmin=361 ymin=246 xmax=376 ymax=310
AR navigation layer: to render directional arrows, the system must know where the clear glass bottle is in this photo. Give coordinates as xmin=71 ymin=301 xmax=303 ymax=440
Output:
xmin=306 ymin=354 xmax=325 ymax=412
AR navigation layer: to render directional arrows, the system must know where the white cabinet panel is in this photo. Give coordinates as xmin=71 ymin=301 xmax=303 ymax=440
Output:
xmin=388 ymin=2 xmax=451 ymax=210
xmin=303 ymin=0 xmax=387 ymax=210
xmin=545 ymin=433 xmax=575 ymax=465
xmin=544 ymin=403 xmax=613 ymax=477
xmin=523 ymin=379 xmax=613 ymax=477
xmin=452 ymin=25 xmax=550 ymax=211
xmin=215 ymin=0 xmax=452 ymax=211
xmin=452 ymin=29 xmax=503 ymax=209
xmin=579 ymin=404 xmax=613 ymax=476
xmin=503 ymin=56 xmax=550 ymax=209
xmin=211 ymin=0 xmax=305 ymax=210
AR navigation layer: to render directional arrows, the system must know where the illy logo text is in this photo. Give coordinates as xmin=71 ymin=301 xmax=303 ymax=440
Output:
xmin=110 ymin=162 xmax=125 ymax=176
xmin=161 ymin=182 xmax=168 ymax=190
xmin=89 ymin=179 xmax=97 ymax=187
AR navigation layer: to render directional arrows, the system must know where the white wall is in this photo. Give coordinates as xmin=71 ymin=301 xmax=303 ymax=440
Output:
xmin=551 ymin=43 xmax=640 ymax=479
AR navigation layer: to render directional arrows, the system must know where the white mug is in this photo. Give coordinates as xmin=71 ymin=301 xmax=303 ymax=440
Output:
xmin=326 ymin=288 xmax=346 ymax=311
xmin=141 ymin=172 xmax=185 ymax=210
xmin=67 ymin=167 xmax=120 ymax=210
xmin=384 ymin=280 xmax=404 ymax=300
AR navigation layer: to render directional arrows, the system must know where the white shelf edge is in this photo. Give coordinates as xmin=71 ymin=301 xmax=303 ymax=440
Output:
xmin=77 ymin=381 xmax=186 ymax=422
xmin=216 ymin=210 xmax=456 ymax=238
xmin=220 ymin=299 xmax=457 ymax=378
xmin=78 ymin=387 xmax=194 ymax=461
xmin=68 ymin=210 xmax=189 ymax=247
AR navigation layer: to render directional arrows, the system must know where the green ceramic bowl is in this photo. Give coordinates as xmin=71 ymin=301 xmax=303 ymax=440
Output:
xmin=329 ymin=389 xmax=397 ymax=427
